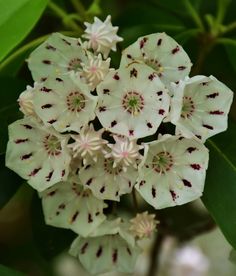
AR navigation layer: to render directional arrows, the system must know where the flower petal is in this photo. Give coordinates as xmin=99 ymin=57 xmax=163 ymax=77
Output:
xmin=135 ymin=135 xmax=209 ymax=209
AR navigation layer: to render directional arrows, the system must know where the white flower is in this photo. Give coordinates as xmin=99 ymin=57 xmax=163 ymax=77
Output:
xmin=6 ymin=118 xmax=71 ymax=191
xmin=129 ymin=211 xmax=158 ymax=239
xmin=32 ymin=73 xmax=98 ymax=133
xmin=68 ymin=124 xmax=107 ymax=164
xmin=135 ymin=135 xmax=209 ymax=209
xmin=28 ymin=33 xmax=88 ymax=82
xmin=18 ymin=84 xmax=38 ymax=117
xmin=79 ymin=153 xmax=138 ymax=201
xmin=69 ymin=219 xmax=140 ymax=274
xmin=96 ymin=62 xmax=170 ymax=139
xmin=81 ymin=52 xmax=111 ymax=90
xmin=106 ymin=135 xmax=143 ymax=171
xmin=170 ymin=75 xmax=234 ymax=142
xmin=83 ymin=15 xmax=123 ymax=58
xmin=120 ymin=32 xmax=192 ymax=88
xmin=40 ymin=178 xmax=107 ymax=237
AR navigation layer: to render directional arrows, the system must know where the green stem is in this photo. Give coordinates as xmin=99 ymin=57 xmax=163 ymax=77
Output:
xmin=216 ymin=0 xmax=230 ymax=26
xmin=217 ymin=37 xmax=236 ymax=46
xmin=48 ymin=1 xmax=82 ymax=31
xmin=0 ymin=31 xmax=76 ymax=72
xmin=70 ymin=0 xmax=86 ymax=18
xmin=182 ymin=0 xmax=204 ymax=31
xmin=222 ymin=21 xmax=236 ymax=35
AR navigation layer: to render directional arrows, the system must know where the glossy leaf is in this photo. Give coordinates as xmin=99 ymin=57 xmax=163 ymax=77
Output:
xmin=0 ymin=0 xmax=48 ymax=62
xmin=202 ymin=120 xmax=236 ymax=249
xmin=0 ymin=265 xmax=25 ymax=276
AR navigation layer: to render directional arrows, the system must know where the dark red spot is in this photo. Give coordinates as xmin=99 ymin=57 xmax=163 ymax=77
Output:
xmin=128 ymin=181 xmax=131 ymax=187
xmin=61 ymin=169 xmax=65 ymax=177
xmin=41 ymin=104 xmax=52 ymax=109
xmin=47 ymin=119 xmax=57 ymax=124
xmin=113 ymin=73 xmax=120 ymax=80
xmin=29 ymin=167 xmax=42 ymax=176
xmin=202 ymin=82 xmax=209 ymax=86
xmin=100 ymin=186 xmax=105 ymax=193
xmin=99 ymin=106 xmax=106 ymax=112
xmin=157 ymin=91 xmax=163 ymax=96
xmin=127 ymin=247 xmax=132 ymax=255
xmin=111 ymin=120 xmax=117 ymax=127
xmin=127 ymin=54 xmax=132 ymax=59
xmin=46 ymin=170 xmax=54 ymax=182
xmin=206 ymin=92 xmax=219 ymax=98
xmin=158 ymin=109 xmax=165 ymax=115
xmin=147 ymin=122 xmax=153 ymax=128
xmin=86 ymin=178 xmax=93 ymax=185
xmin=182 ymin=179 xmax=192 ymax=187
xmin=129 ymin=130 xmax=134 ymax=136
xmin=187 ymin=147 xmax=196 ymax=153
xmin=148 ymin=73 xmax=156 ymax=81
xmin=58 ymin=203 xmax=65 ymax=209
xmin=96 ymin=246 xmax=103 ymax=257
xmin=178 ymin=66 xmax=186 ymax=70
xmin=71 ymin=211 xmax=79 ymax=222
xmin=21 ymin=153 xmax=32 ymax=160
xmin=56 ymin=77 xmax=63 ymax=82
xmin=152 ymin=187 xmax=156 ymax=198
xmin=81 ymin=242 xmax=88 ymax=254
xmin=157 ymin=38 xmax=162 ymax=46
xmin=46 ymin=44 xmax=56 ymax=51
xmin=209 ymin=110 xmax=224 ymax=115
xmin=41 ymin=77 xmax=47 ymax=82
xmin=103 ymin=89 xmax=110 ymax=94
xmin=196 ymin=135 xmax=202 ymax=140
xmin=139 ymin=180 xmax=146 ymax=187
xmin=62 ymin=38 xmax=71 ymax=45
xmin=112 ymin=249 xmax=118 ymax=263
xmin=85 ymin=164 xmax=91 ymax=170
xmin=40 ymin=87 xmax=52 ymax=93
xmin=130 ymin=68 xmax=138 ymax=78
xmin=95 ymin=211 xmax=100 ymax=216
xmin=170 ymin=190 xmax=177 ymax=200
xmin=42 ymin=60 xmax=51 ymax=65
xmin=22 ymin=124 xmax=32 ymax=129
xmin=172 ymin=46 xmax=180 ymax=54
xmin=47 ymin=190 xmax=56 ymax=196
xmin=191 ymin=164 xmax=201 ymax=170
xmin=88 ymin=213 xmax=93 ymax=223
xmin=178 ymin=136 xmax=184 ymax=140
xmin=202 ymin=124 xmax=213 ymax=130
xmin=15 ymin=138 xmax=28 ymax=144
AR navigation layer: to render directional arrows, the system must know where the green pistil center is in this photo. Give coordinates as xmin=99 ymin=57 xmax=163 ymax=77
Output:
xmin=67 ymin=91 xmax=85 ymax=112
xmin=152 ymin=151 xmax=173 ymax=174
xmin=181 ymin=96 xmax=195 ymax=119
xmin=44 ymin=135 xmax=62 ymax=156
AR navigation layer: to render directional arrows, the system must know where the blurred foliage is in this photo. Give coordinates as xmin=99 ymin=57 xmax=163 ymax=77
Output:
xmin=1 ymin=0 xmax=236 ymax=274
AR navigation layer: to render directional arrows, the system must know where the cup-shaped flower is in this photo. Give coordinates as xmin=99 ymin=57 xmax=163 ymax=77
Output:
xmin=96 ymin=63 xmax=170 ymax=139
xmin=136 ymin=135 xmax=209 ymax=209
xmin=120 ymin=33 xmax=192 ymax=88
xmin=28 ymin=33 xmax=88 ymax=81
xmin=69 ymin=219 xmax=140 ymax=274
xmin=170 ymin=76 xmax=234 ymax=142
xmin=79 ymin=154 xmax=138 ymax=201
xmin=83 ymin=15 xmax=123 ymax=58
xmin=6 ymin=118 xmax=71 ymax=191
xmin=40 ymin=178 xmax=107 ymax=236
xmin=32 ymin=73 xmax=98 ymax=133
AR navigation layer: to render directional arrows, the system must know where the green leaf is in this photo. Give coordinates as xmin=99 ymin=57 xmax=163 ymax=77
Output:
xmin=0 ymin=0 xmax=48 ymax=62
xmin=202 ymin=120 xmax=236 ymax=249
xmin=222 ymin=38 xmax=236 ymax=73
xmin=0 ymin=265 xmax=25 ymax=276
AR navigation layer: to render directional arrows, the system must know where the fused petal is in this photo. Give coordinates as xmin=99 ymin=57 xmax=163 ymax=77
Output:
xmin=135 ymin=135 xmax=209 ymax=209
xmin=6 ymin=118 xmax=71 ymax=191
xmin=170 ymin=75 xmax=234 ymax=142
xmin=33 ymin=73 xmax=98 ymax=133
xmin=40 ymin=178 xmax=107 ymax=236
xmin=120 ymin=33 xmax=192 ymax=87
xmin=96 ymin=62 xmax=170 ymax=139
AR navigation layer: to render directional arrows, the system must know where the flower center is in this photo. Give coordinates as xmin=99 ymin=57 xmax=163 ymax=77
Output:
xmin=181 ymin=96 xmax=195 ymax=119
xmin=104 ymin=158 xmax=123 ymax=175
xmin=152 ymin=151 xmax=173 ymax=174
xmin=122 ymin=91 xmax=144 ymax=115
xmin=66 ymin=91 xmax=85 ymax=113
xmin=67 ymin=58 xmax=82 ymax=71
xmin=43 ymin=134 xmax=62 ymax=156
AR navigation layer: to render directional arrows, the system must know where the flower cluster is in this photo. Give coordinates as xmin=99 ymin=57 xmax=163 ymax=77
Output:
xmin=6 ymin=15 xmax=233 ymax=274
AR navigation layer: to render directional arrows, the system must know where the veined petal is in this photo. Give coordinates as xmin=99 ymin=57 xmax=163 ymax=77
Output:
xmin=120 ymin=33 xmax=192 ymax=88
xmin=6 ymin=118 xmax=71 ymax=191
xmin=40 ymin=178 xmax=107 ymax=236
xmin=96 ymin=62 xmax=170 ymax=139
xmin=28 ymin=33 xmax=87 ymax=81
xmin=170 ymin=75 xmax=234 ymax=142
xmin=33 ymin=73 xmax=98 ymax=133
xmin=135 ymin=135 xmax=209 ymax=209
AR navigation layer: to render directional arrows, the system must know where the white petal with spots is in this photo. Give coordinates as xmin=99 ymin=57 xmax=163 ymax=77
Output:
xmin=79 ymin=154 xmax=138 ymax=201
xmin=170 ymin=75 xmax=234 ymax=142
xmin=6 ymin=118 xmax=71 ymax=191
xmin=120 ymin=32 xmax=192 ymax=87
xmin=28 ymin=33 xmax=87 ymax=81
xmin=96 ymin=62 xmax=170 ymax=139
xmin=40 ymin=178 xmax=107 ymax=236
xmin=33 ymin=73 xmax=98 ymax=133
xmin=135 ymin=135 xmax=209 ymax=209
